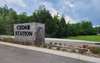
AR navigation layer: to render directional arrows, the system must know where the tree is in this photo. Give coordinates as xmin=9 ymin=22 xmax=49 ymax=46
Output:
xmin=58 ymin=16 xmax=67 ymax=37
xmin=95 ymin=26 xmax=100 ymax=34
xmin=50 ymin=15 xmax=61 ymax=37
xmin=0 ymin=5 xmax=96 ymax=37
xmin=80 ymin=21 xmax=95 ymax=35
xmin=15 ymin=12 xmax=29 ymax=23
xmin=0 ymin=5 xmax=17 ymax=35
xmin=31 ymin=6 xmax=55 ymax=37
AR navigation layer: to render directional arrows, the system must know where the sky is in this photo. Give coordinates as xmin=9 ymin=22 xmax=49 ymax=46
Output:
xmin=0 ymin=0 xmax=100 ymax=26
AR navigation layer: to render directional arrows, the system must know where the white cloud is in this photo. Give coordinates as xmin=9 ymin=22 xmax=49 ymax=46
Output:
xmin=64 ymin=0 xmax=74 ymax=8
xmin=41 ymin=1 xmax=58 ymax=16
xmin=0 ymin=0 xmax=27 ymax=7
xmin=50 ymin=8 xmax=58 ymax=16
xmin=0 ymin=0 xmax=6 ymax=6
xmin=65 ymin=16 xmax=77 ymax=24
xmin=40 ymin=0 xmax=77 ymax=24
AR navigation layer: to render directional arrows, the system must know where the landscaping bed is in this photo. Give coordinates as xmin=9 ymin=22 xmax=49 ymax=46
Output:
xmin=0 ymin=37 xmax=100 ymax=58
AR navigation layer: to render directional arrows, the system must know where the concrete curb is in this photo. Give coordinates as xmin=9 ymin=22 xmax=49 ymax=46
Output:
xmin=0 ymin=41 xmax=100 ymax=63
xmin=0 ymin=35 xmax=100 ymax=43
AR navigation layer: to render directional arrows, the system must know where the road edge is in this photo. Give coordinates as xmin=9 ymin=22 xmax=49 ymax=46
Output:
xmin=0 ymin=41 xmax=99 ymax=63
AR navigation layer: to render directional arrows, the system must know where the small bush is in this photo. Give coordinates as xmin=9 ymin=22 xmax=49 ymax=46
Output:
xmin=42 ymin=44 xmax=48 ymax=48
xmin=59 ymin=43 xmax=62 ymax=46
xmin=48 ymin=46 xmax=52 ymax=49
xmin=78 ymin=48 xmax=88 ymax=54
xmin=89 ymin=47 xmax=100 ymax=54
xmin=54 ymin=43 xmax=57 ymax=45
xmin=49 ymin=42 xmax=53 ymax=45
xmin=61 ymin=48 xmax=66 ymax=51
xmin=2 ymin=38 xmax=14 ymax=43
xmin=56 ymin=47 xmax=60 ymax=50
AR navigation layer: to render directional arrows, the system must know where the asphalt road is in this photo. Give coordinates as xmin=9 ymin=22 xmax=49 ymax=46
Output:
xmin=0 ymin=44 xmax=93 ymax=63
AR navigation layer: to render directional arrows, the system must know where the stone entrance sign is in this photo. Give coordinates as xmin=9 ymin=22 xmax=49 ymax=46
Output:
xmin=14 ymin=23 xmax=45 ymax=46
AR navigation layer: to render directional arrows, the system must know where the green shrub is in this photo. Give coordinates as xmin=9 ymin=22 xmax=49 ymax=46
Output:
xmin=54 ymin=43 xmax=57 ymax=45
xmin=48 ymin=46 xmax=52 ymax=49
xmin=42 ymin=44 xmax=48 ymax=48
xmin=78 ymin=48 xmax=88 ymax=54
xmin=1 ymin=38 xmax=14 ymax=43
xmin=56 ymin=47 xmax=60 ymax=50
xmin=89 ymin=47 xmax=100 ymax=54
xmin=49 ymin=42 xmax=53 ymax=45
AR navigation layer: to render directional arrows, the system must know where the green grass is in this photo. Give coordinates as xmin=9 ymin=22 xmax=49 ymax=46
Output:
xmin=68 ymin=35 xmax=100 ymax=42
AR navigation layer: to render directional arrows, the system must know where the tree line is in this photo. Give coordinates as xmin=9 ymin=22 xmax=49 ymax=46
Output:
xmin=0 ymin=5 xmax=99 ymax=38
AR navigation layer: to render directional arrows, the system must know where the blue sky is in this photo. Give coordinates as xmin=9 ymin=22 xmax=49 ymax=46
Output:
xmin=0 ymin=0 xmax=100 ymax=26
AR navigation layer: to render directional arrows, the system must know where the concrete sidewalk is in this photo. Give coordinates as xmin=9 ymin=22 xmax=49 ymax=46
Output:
xmin=45 ymin=38 xmax=100 ymax=43
xmin=0 ymin=41 xmax=100 ymax=63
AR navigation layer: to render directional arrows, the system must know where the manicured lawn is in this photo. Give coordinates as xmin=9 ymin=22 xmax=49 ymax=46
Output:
xmin=68 ymin=35 xmax=100 ymax=42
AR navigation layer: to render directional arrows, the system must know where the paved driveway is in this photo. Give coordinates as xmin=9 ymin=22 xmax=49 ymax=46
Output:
xmin=0 ymin=44 xmax=93 ymax=63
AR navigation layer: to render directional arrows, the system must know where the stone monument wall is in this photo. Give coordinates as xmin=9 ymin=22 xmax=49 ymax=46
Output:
xmin=14 ymin=23 xmax=45 ymax=46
